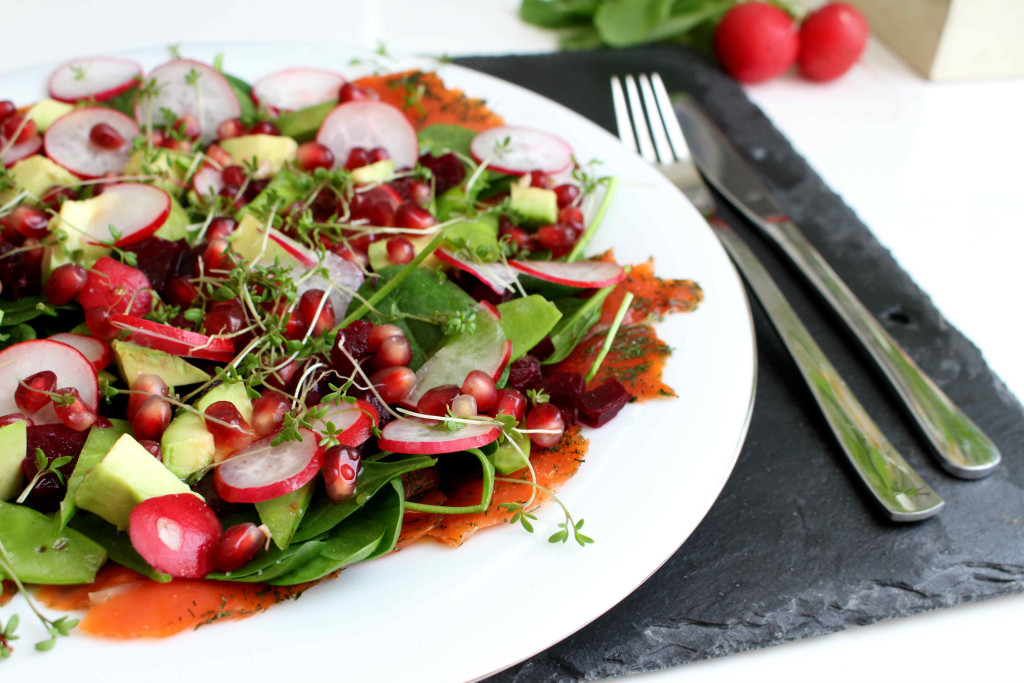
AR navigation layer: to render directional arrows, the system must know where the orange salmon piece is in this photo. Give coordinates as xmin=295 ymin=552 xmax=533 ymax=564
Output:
xmin=600 ymin=259 xmax=703 ymax=326
xmin=554 ymin=324 xmax=675 ymax=400
xmin=354 ymin=70 xmax=503 ymax=132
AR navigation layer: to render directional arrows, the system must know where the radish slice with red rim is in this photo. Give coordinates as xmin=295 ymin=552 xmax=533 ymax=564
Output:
xmin=110 ymin=314 xmax=236 ymax=362
xmin=48 ymin=333 xmax=112 ymax=371
xmin=136 ymin=59 xmax=241 ymax=144
xmin=192 ymin=163 xmax=224 ymax=199
xmin=1 ymin=133 xmax=42 ymax=168
xmin=316 ymin=101 xmax=418 ymax=170
xmin=378 ymin=419 xmax=500 ymax=455
xmin=435 ymin=248 xmax=519 ymax=296
xmin=48 ymin=56 xmax=142 ymax=103
xmin=470 ymin=126 xmax=573 ymax=176
xmin=252 ymin=68 xmax=346 ymax=112
xmin=44 ymin=107 xmax=139 ymax=179
xmin=0 ymin=339 xmax=99 ymax=425
xmin=128 ymin=493 xmax=222 ymax=578
xmin=509 ymin=259 xmax=625 ymax=288
xmin=214 ymin=429 xmax=325 ymax=504
xmin=74 ymin=183 xmax=171 ymax=246
xmin=314 ymin=398 xmax=378 ymax=448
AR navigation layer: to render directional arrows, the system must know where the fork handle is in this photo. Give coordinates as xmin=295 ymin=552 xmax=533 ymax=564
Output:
xmin=711 ymin=219 xmax=944 ymax=521
xmin=754 ymin=217 xmax=1000 ymax=479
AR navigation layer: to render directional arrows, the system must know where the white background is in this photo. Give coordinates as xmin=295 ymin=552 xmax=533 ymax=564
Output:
xmin=1 ymin=1 xmax=1022 ymax=681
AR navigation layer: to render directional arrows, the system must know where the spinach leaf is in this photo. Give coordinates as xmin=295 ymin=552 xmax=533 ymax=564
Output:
xmin=543 ymin=284 xmax=616 ymax=365
xmin=68 ymin=512 xmax=171 ymax=583
xmin=418 ymin=124 xmax=478 ymax=157
xmin=293 ymin=455 xmax=435 ymax=542
xmin=206 ymin=538 xmax=326 ymax=583
xmin=102 ymin=85 xmax=138 ymax=118
xmin=520 ymin=0 xmax=600 ymax=27
xmin=221 ymin=72 xmax=257 ymax=122
xmin=0 ymin=296 xmax=63 ymax=328
xmin=0 ymin=323 xmax=35 ymax=349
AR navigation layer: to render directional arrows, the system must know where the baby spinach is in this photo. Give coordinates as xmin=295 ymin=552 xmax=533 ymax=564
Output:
xmin=221 ymin=72 xmax=258 ymax=123
xmin=418 ymin=124 xmax=477 ymax=157
xmin=543 ymin=283 xmax=616 ymax=364
xmin=207 ymin=538 xmax=326 ymax=583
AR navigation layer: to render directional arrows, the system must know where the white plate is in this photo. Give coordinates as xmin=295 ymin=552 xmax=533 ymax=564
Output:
xmin=0 ymin=44 xmax=756 ymax=682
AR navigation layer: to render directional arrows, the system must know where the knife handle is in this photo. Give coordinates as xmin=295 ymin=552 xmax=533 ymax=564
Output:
xmin=756 ymin=217 xmax=1000 ymax=479
xmin=711 ymin=220 xmax=944 ymax=521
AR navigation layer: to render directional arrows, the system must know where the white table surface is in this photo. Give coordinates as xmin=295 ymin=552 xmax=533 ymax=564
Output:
xmin=1 ymin=1 xmax=1021 ymax=681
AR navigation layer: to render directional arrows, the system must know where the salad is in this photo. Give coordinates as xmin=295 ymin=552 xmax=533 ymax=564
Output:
xmin=0 ymin=51 xmax=703 ymax=652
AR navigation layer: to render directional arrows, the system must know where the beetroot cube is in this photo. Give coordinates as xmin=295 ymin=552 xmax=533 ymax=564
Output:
xmin=578 ymin=378 xmax=633 ymax=428
xmin=542 ymin=371 xmax=586 ymax=426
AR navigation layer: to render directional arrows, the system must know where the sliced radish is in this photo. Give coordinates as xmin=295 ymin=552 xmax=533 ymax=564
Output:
xmin=48 ymin=56 xmax=142 ymax=103
xmin=300 ymin=250 xmax=364 ymax=320
xmin=136 ymin=59 xmax=241 ymax=144
xmin=192 ymin=163 xmax=224 ymax=199
xmin=0 ymin=339 xmax=99 ymax=425
xmin=407 ymin=302 xmax=512 ymax=405
xmin=44 ymin=107 xmax=139 ymax=179
xmin=509 ymin=259 xmax=625 ymax=288
xmin=470 ymin=126 xmax=573 ymax=176
xmin=436 ymin=248 xmax=519 ymax=296
xmin=110 ymin=314 xmax=236 ymax=362
xmin=316 ymin=101 xmax=418 ymax=170
xmin=214 ymin=429 xmax=324 ymax=504
xmin=252 ymin=68 xmax=346 ymax=112
xmin=1 ymin=133 xmax=42 ymax=168
xmin=314 ymin=398 xmax=378 ymax=448
xmin=62 ymin=183 xmax=171 ymax=247
xmin=267 ymin=229 xmax=317 ymax=268
xmin=48 ymin=333 xmax=112 ymax=371
xmin=128 ymin=493 xmax=222 ymax=578
xmin=378 ymin=419 xmax=499 ymax=455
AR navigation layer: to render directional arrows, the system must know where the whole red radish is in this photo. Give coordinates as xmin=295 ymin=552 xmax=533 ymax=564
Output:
xmin=128 ymin=493 xmax=222 ymax=578
xmin=798 ymin=3 xmax=869 ymax=81
xmin=714 ymin=2 xmax=799 ymax=83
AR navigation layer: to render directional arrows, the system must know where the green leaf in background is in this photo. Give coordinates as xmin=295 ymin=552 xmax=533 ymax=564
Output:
xmin=520 ymin=0 xmax=601 ymax=28
xmin=418 ymin=124 xmax=478 ymax=157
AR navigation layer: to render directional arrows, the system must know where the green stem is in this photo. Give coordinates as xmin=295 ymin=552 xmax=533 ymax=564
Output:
xmin=566 ymin=176 xmax=618 ymax=262
xmin=585 ymin=291 xmax=633 ymax=384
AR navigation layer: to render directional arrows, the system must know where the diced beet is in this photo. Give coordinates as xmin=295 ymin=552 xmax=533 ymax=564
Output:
xmin=21 ymin=424 xmax=90 ymax=512
xmin=124 ymin=236 xmax=191 ymax=292
xmin=330 ymin=319 xmax=373 ymax=376
xmin=417 ymin=151 xmax=466 ymax=195
xmin=0 ymin=240 xmax=42 ymax=300
xmin=542 ymin=371 xmax=586 ymax=426
xmin=578 ymin=377 xmax=633 ymax=428
xmin=507 ymin=355 xmax=543 ymax=393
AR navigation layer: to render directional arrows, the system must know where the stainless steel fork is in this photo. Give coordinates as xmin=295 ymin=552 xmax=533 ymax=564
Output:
xmin=612 ymin=73 xmax=944 ymax=521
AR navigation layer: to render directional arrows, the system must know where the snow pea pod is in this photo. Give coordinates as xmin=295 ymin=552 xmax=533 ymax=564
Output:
xmin=0 ymin=502 xmax=106 ymax=585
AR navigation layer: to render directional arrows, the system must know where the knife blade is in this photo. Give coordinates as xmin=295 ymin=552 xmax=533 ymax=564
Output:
xmin=673 ymin=94 xmax=1000 ymax=479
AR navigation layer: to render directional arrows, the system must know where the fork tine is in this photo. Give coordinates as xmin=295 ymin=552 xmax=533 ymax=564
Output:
xmin=623 ymin=75 xmax=657 ymax=163
xmin=649 ymin=73 xmax=691 ymax=162
xmin=638 ymin=74 xmax=675 ymax=164
xmin=610 ymin=76 xmax=638 ymax=154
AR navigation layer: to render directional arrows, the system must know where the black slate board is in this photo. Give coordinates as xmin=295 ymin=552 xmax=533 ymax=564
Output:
xmin=452 ymin=46 xmax=1024 ymax=681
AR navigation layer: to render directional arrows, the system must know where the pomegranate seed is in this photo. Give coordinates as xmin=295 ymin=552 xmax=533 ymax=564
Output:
xmin=205 ymin=143 xmax=233 ymax=167
xmin=394 ymin=202 xmax=436 ymax=231
xmin=297 ymin=289 xmax=335 ymax=336
xmin=207 ymin=216 xmax=237 ymax=241
xmin=217 ymin=118 xmax=246 ymax=140
xmin=1 ymin=115 xmax=36 ymax=145
xmin=202 ymin=237 xmax=232 ymax=272
xmin=368 ymin=366 xmax=416 ymax=404
xmin=89 ymin=122 xmax=126 ymax=150
xmin=296 ymin=142 xmax=335 ymax=171
xmin=330 ymin=320 xmax=373 ymax=375
xmin=174 ymin=115 xmax=201 ymax=140
xmin=249 ymin=120 xmax=280 ymax=136
xmin=14 ymin=371 xmax=57 ymax=414
xmin=390 ymin=178 xmax=431 ymax=206
xmin=164 ymin=275 xmax=198 ymax=307
xmin=416 ymin=384 xmax=461 ymax=418
xmin=367 ymin=324 xmax=404 ymax=353
xmin=338 ymin=83 xmax=379 ymax=103
xmin=461 ymin=370 xmax=498 ymax=414
xmin=495 ymin=388 xmax=528 ymax=421
xmin=558 ymin=206 xmax=585 ymax=232
xmin=84 ymin=306 xmax=119 ymax=340
xmin=53 ymin=387 xmax=97 ymax=431
xmin=553 ymin=183 xmax=581 ymax=208
xmin=385 ymin=237 xmax=414 ymax=265
xmin=127 ymin=373 xmax=169 ymax=420
xmin=44 ymin=263 xmax=87 ymax=305
xmin=20 ymin=238 xmax=43 ymax=268
xmin=251 ymin=390 xmax=291 ymax=437
xmin=536 ymin=224 xmax=576 ymax=256
xmin=203 ymin=302 xmax=245 ymax=335
xmin=204 ymin=401 xmax=255 ymax=451
xmin=322 ymin=445 xmax=361 ymax=502
xmin=264 ymin=357 xmax=303 ymax=393
xmin=374 ymin=335 xmax=412 ymax=370
xmin=212 ymin=522 xmax=267 ymax=572
xmin=528 ymin=170 xmax=552 ymax=188
xmin=418 ymin=152 xmax=466 ymax=194
xmin=149 ymin=129 xmax=167 ymax=147
xmin=368 ymin=147 xmax=390 ymax=163
xmin=344 ymin=147 xmax=371 ymax=170
xmin=10 ymin=206 xmax=50 ymax=240
xmin=450 ymin=393 xmax=477 ymax=418
xmin=331 ymin=243 xmax=368 ymax=267
xmin=525 ymin=402 xmax=565 ymax=448
xmin=0 ymin=101 xmax=14 ymax=121
xmin=138 ymin=439 xmax=163 ymax=460
xmin=132 ymin=394 xmax=171 ymax=441
xmin=221 ymin=165 xmax=247 ymax=188
xmin=498 ymin=223 xmax=532 ymax=252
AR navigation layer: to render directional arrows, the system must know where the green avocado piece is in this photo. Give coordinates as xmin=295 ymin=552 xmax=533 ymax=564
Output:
xmin=497 ymin=295 xmax=562 ymax=361
xmin=510 ymin=183 xmax=558 ymax=226
xmin=160 ymin=412 xmax=215 ymax=481
xmin=0 ymin=420 xmax=27 ymax=501
xmin=220 ymin=134 xmax=298 ymax=177
xmin=0 ymin=501 xmax=107 ymax=584
xmin=112 ymin=339 xmax=210 ymax=387
xmin=275 ymin=100 xmax=336 ymax=142
xmin=488 ymin=430 xmax=531 ymax=475
xmin=152 ymin=194 xmax=192 ymax=241
xmin=350 ymin=159 xmax=395 ymax=184
xmin=0 ymin=154 xmax=77 ymax=205
xmin=196 ymin=381 xmax=254 ymax=423
xmin=60 ymin=419 xmax=129 ymax=527
xmin=26 ymin=98 xmax=74 ymax=132
xmin=256 ymin=480 xmax=316 ymax=550
xmin=74 ymin=433 xmax=194 ymax=529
